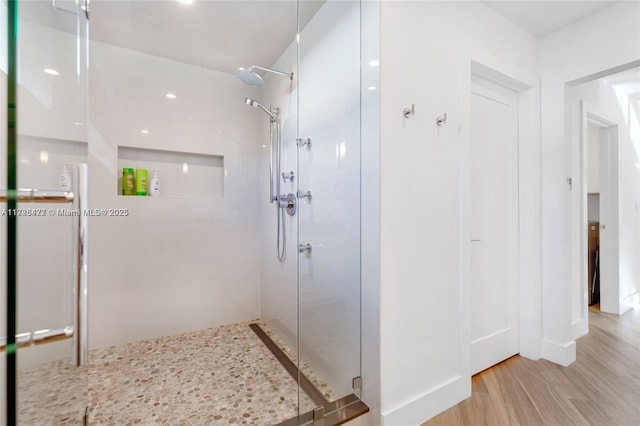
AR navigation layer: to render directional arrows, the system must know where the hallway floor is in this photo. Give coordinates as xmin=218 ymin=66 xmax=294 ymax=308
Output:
xmin=425 ymin=306 xmax=640 ymax=425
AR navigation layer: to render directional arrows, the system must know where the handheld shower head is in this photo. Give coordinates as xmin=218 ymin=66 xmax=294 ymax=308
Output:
xmin=244 ymin=97 xmax=277 ymax=121
xmin=235 ymin=65 xmax=293 ymax=87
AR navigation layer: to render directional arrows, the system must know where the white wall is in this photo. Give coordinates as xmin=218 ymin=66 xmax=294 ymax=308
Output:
xmin=539 ymin=1 xmax=640 ymax=360
xmin=632 ymin=94 xmax=640 ymax=307
xmin=88 ymin=41 xmax=263 ymax=348
xmin=379 ymin=2 xmax=539 ymax=424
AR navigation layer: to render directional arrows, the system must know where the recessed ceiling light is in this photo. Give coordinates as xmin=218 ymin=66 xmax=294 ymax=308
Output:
xmin=73 ymin=122 xmax=83 ymax=126
xmin=176 ymin=0 xmax=196 ymax=4
xmin=44 ymin=68 xmax=60 ymax=76
xmin=369 ymin=60 xmax=380 ymax=67
xmin=367 ymin=86 xmax=377 ymax=91
xmin=141 ymin=129 xmax=150 ymax=134
xmin=166 ymin=93 xmax=177 ymax=99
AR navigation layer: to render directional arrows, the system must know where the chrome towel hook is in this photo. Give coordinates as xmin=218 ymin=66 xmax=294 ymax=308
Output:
xmin=403 ymin=104 xmax=415 ymax=118
xmin=436 ymin=113 xmax=447 ymax=126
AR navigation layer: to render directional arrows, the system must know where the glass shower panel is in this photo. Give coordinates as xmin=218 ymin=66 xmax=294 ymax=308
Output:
xmin=9 ymin=0 xmax=89 ymax=423
xmin=87 ymin=1 xmax=300 ymax=424
xmin=1 ymin=1 xmax=8 ymax=421
xmin=297 ymin=0 xmax=362 ymax=416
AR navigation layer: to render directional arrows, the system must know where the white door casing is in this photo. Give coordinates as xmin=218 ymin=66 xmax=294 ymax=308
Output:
xmin=470 ymin=76 xmax=520 ymax=375
xmin=579 ymin=101 xmax=619 ymax=316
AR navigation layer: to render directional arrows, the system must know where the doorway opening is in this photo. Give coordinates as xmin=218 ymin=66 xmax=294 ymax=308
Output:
xmin=582 ymin=107 xmax=618 ymax=316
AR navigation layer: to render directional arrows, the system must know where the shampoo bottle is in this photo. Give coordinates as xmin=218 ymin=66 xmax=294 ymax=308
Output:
xmin=135 ymin=169 xmax=148 ymax=196
xmin=58 ymin=164 xmax=72 ymax=191
xmin=149 ymin=170 xmax=161 ymax=196
xmin=122 ymin=168 xmax=135 ymax=195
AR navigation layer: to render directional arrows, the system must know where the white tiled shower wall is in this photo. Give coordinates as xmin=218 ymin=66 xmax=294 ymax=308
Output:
xmin=88 ymin=40 xmax=263 ymax=348
xmin=1 ymin=14 xmax=265 ymax=355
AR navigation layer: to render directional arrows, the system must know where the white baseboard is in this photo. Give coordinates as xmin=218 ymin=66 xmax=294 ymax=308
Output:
xmin=571 ymin=318 xmax=588 ymax=340
xmin=541 ymin=339 xmax=576 ymax=366
xmin=621 ymin=292 xmax=639 ymax=313
xmin=381 ymin=375 xmax=470 ymax=426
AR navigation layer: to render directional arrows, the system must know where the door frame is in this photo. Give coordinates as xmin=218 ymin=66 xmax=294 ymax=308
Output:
xmin=564 ymin=61 xmax=640 ymax=347
xmin=469 ymin=75 xmax=520 ymax=375
xmin=574 ymin=101 xmax=619 ymax=334
xmin=462 ymin=61 xmax=539 ymax=379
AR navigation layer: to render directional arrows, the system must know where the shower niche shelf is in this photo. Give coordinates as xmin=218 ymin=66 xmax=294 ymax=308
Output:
xmin=117 ymin=146 xmax=224 ymax=198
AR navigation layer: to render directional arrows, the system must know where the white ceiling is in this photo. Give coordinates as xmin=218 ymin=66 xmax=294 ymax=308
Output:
xmin=87 ymin=0 xmax=624 ymax=72
xmin=19 ymin=0 xmax=324 ymax=75
xmin=481 ymin=1 xmax=620 ymax=37
xmin=88 ymin=0 xmax=324 ymax=74
xmin=21 ymin=1 xmax=626 ymax=74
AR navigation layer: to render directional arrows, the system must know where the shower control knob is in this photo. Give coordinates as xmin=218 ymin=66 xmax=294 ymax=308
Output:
xmin=296 ymin=138 xmax=312 ymax=148
xmin=298 ymin=243 xmax=312 ymax=254
xmin=297 ymin=190 xmax=312 ymax=201
xmin=282 ymin=171 xmax=295 ymax=183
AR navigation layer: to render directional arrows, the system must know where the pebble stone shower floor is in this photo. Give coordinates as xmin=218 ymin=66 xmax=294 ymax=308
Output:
xmin=17 ymin=320 xmax=335 ymax=425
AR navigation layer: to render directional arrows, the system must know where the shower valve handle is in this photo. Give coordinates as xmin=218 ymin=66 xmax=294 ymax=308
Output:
xmin=277 ymin=193 xmax=297 ymax=216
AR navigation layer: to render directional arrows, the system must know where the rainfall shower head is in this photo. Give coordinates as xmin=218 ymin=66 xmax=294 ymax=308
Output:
xmin=235 ymin=65 xmax=293 ymax=87
xmin=236 ymin=67 xmax=264 ymax=87
xmin=244 ymin=97 xmax=277 ymax=121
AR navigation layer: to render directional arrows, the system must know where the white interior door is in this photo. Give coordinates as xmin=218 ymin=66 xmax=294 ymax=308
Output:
xmin=597 ymin=124 xmax=619 ymax=314
xmin=470 ymin=76 xmax=520 ymax=375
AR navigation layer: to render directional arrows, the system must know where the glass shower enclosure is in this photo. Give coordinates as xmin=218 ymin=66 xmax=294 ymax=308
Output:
xmin=2 ymin=1 xmax=365 ymax=424
xmin=1 ymin=0 xmax=89 ymax=424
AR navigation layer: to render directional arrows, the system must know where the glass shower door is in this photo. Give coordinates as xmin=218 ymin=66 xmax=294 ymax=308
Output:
xmin=2 ymin=0 xmax=89 ymax=423
xmin=297 ymin=0 xmax=363 ymax=421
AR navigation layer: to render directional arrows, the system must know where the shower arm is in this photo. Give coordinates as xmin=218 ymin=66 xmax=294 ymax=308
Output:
xmin=250 ymin=65 xmax=294 ymax=80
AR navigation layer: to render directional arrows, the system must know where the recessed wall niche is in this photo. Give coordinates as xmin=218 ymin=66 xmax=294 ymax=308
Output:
xmin=117 ymin=146 xmax=224 ymax=198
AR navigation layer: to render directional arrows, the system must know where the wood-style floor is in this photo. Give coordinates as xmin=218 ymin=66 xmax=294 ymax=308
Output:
xmin=424 ymin=305 xmax=640 ymax=426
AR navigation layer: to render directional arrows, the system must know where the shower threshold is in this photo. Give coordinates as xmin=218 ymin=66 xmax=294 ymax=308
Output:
xmin=250 ymin=323 xmax=369 ymax=426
